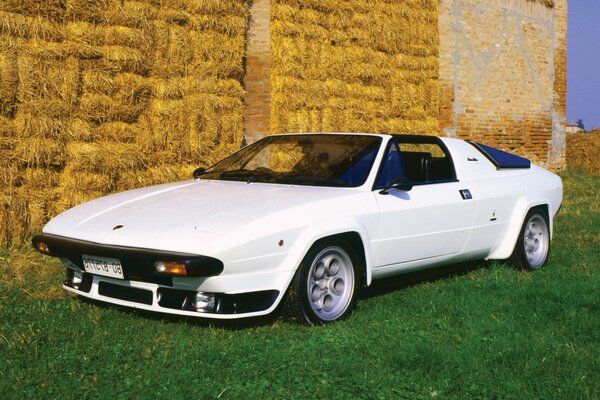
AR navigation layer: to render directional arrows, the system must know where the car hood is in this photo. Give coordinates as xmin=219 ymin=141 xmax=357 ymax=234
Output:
xmin=43 ymin=179 xmax=356 ymax=254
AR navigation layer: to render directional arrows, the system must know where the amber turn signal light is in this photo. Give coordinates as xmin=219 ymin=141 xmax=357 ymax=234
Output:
xmin=154 ymin=261 xmax=187 ymax=276
xmin=33 ymin=241 xmax=50 ymax=255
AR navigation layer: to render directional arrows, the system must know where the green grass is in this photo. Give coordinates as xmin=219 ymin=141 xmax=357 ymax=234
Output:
xmin=1 ymin=171 xmax=599 ymax=399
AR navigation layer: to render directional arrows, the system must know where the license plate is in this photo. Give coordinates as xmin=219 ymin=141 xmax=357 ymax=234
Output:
xmin=82 ymin=255 xmax=124 ymax=279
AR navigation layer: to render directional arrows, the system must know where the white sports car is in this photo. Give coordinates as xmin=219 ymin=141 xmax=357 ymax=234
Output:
xmin=33 ymin=133 xmax=563 ymax=324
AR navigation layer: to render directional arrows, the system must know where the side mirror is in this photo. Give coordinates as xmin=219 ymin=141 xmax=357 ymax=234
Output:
xmin=193 ymin=167 xmax=206 ymax=179
xmin=379 ymin=177 xmax=413 ymax=195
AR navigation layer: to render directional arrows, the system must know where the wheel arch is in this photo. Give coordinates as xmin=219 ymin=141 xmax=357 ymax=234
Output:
xmin=308 ymin=231 xmax=368 ymax=287
xmin=487 ymin=197 xmax=552 ymax=260
xmin=280 ymin=221 xmax=374 ymax=288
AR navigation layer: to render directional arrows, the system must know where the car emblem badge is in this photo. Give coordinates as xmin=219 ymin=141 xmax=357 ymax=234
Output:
xmin=112 ymin=224 xmax=124 ymax=230
xmin=459 ymin=189 xmax=472 ymax=200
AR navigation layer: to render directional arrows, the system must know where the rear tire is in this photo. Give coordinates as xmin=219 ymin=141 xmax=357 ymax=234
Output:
xmin=511 ymin=207 xmax=550 ymax=270
xmin=283 ymin=239 xmax=359 ymax=324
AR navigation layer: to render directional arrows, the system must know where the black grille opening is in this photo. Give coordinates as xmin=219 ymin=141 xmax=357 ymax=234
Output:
xmin=156 ymin=288 xmax=279 ymax=314
xmin=98 ymin=282 xmax=153 ymax=305
xmin=157 ymin=288 xmax=195 ymax=311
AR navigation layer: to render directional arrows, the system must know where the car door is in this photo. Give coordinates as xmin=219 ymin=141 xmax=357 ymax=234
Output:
xmin=372 ymin=137 xmax=477 ymax=268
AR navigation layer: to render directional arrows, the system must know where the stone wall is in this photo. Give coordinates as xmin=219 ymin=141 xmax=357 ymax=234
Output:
xmin=438 ymin=0 xmax=566 ymax=170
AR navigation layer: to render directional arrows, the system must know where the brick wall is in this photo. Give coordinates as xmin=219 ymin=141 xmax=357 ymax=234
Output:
xmin=243 ymin=0 xmax=271 ymax=144
xmin=438 ymin=0 xmax=566 ymax=170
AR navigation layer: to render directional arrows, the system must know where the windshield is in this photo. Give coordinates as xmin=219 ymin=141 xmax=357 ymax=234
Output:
xmin=200 ymin=134 xmax=382 ymax=187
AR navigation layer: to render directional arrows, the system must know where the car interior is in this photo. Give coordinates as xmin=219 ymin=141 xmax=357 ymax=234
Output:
xmin=392 ymin=135 xmax=457 ymax=185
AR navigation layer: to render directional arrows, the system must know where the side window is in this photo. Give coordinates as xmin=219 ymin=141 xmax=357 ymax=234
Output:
xmin=374 ymin=140 xmax=404 ymax=189
xmin=397 ymin=141 xmax=455 ymax=184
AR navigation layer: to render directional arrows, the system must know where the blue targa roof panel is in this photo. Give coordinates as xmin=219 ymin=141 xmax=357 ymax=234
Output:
xmin=468 ymin=142 xmax=531 ymax=170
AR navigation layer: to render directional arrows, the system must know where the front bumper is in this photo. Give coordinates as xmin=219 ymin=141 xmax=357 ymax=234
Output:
xmin=33 ymin=234 xmax=287 ymax=318
xmin=63 ymin=269 xmax=280 ymax=319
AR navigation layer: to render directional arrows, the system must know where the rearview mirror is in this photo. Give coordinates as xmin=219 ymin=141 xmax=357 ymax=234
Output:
xmin=379 ymin=177 xmax=413 ymax=195
xmin=193 ymin=167 xmax=206 ymax=179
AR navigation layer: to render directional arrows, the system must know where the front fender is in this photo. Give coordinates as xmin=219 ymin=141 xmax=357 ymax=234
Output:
xmin=278 ymin=218 xmax=376 ymax=288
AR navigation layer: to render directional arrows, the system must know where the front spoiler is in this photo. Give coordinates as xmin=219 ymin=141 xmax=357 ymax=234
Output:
xmin=64 ymin=270 xmax=280 ymax=319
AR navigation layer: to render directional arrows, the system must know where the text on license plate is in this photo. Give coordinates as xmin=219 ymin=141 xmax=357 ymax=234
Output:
xmin=82 ymin=255 xmax=124 ymax=279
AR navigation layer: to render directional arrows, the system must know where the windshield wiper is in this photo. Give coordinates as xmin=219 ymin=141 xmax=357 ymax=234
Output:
xmin=219 ymin=169 xmax=274 ymax=183
xmin=276 ymin=174 xmax=346 ymax=187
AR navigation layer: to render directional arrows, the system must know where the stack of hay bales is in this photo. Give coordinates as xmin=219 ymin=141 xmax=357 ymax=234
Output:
xmin=0 ymin=0 xmax=248 ymax=247
xmin=567 ymin=132 xmax=600 ymax=175
xmin=270 ymin=0 xmax=440 ymax=135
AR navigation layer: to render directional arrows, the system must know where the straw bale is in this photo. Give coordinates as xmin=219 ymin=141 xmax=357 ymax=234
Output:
xmin=113 ymin=72 xmax=152 ymax=104
xmin=24 ymin=187 xmax=58 ymax=234
xmin=17 ymin=51 xmax=76 ymax=102
xmin=155 ymin=8 xmax=191 ymax=27
xmin=64 ymin=21 xmax=102 ymax=46
xmin=57 ymin=40 xmax=102 ymax=60
xmin=0 ymin=11 xmax=64 ymax=41
xmin=58 ymin=166 xmax=112 ymax=193
xmin=79 ymin=93 xmax=145 ymax=124
xmin=190 ymin=31 xmax=244 ymax=63
xmin=101 ymin=1 xmax=157 ymax=29
xmin=423 ymin=80 xmax=440 ymax=116
xmin=66 ymin=141 xmax=145 ymax=174
xmin=139 ymin=94 xmax=243 ymax=164
xmin=188 ymin=60 xmax=244 ymax=81
xmin=567 ymin=133 xmax=600 ymax=175
xmin=0 ymin=116 xmax=16 ymax=151
xmin=0 ymin=49 xmax=18 ymax=117
xmin=99 ymin=45 xmax=146 ymax=74
xmin=139 ymin=98 xmax=192 ymax=155
xmin=0 ymin=0 xmax=68 ymax=21
xmin=395 ymin=54 xmax=438 ymax=72
xmin=186 ymin=14 xmax=248 ymax=36
xmin=14 ymin=137 xmax=66 ymax=168
xmin=149 ymin=22 xmax=193 ymax=78
xmin=26 ymin=38 xmax=75 ymax=61
xmin=21 ymin=167 xmax=60 ymax=189
xmin=1 ymin=0 xmax=249 ymax=246
xmin=149 ymin=25 xmax=244 ymax=79
xmin=271 ymin=0 xmax=439 ymax=135
xmin=68 ymin=118 xmax=94 ymax=141
xmin=0 ymin=160 xmax=20 ymax=188
xmin=82 ymin=69 xmax=115 ymax=96
xmin=65 ymin=0 xmax=122 ymax=25
xmin=159 ymin=0 xmax=247 ymax=17
xmin=388 ymin=117 xmax=439 ymax=135
xmin=155 ymin=8 xmax=247 ymax=36
xmin=65 ymin=22 xmax=150 ymax=51
xmin=13 ymin=100 xmax=71 ymax=140
xmin=92 ymin=121 xmax=140 ymax=143
xmin=52 ymin=190 xmax=105 ymax=216
xmin=116 ymin=165 xmax=194 ymax=191
xmin=48 ymin=56 xmax=82 ymax=105
xmin=81 ymin=72 xmax=154 ymax=123
xmin=0 ymin=191 xmax=29 ymax=246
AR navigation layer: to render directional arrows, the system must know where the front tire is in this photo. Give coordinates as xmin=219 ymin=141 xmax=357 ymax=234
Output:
xmin=511 ymin=208 xmax=550 ymax=270
xmin=283 ymin=240 xmax=359 ymax=324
